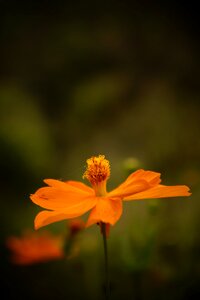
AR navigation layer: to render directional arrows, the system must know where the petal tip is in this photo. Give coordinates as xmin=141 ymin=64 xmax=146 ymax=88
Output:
xmin=43 ymin=179 xmax=52 ymax=185
xmin=34 ymin=220 xmax=40 ymax=230
xmin=182 ymin=185 xmax=192 ymax=196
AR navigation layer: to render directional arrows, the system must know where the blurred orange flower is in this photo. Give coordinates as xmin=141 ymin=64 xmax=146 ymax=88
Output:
xmin=68 ymin=218 xmax=85 ymax=236
xmin=6 ymin=231 xmax=64 ymax=265
xmin=30 ymin=155 xmax=191 ymax=230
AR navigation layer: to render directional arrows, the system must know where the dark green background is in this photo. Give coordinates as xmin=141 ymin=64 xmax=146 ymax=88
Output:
xmin=1 ymin=1 xmax=199 ymax=299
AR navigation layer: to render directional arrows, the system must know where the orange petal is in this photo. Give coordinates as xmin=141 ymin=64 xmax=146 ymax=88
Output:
xmin=86 ymin=198 xmax=122 ymax=227
xmin=34 ymin=204 xmax=95 ymax=229
xmin=122 ymin=169 xmax=161 ymax=186
xmin=124 ymin=184 xmax=191 ymax=201
xmin=127 ymin=169 xmax=161 ymax=185
xmin=65 ymin=181 xmax=94 ymax=194
xmin=44 ymin=179 xmax=93 ymax=195
xmin=108 ymin=169 xmax=161 ymax=198
xmin=30 ymin=187 xmax=96 ymax=211
xmin=108 ymin=180 xmax=150 ymax=198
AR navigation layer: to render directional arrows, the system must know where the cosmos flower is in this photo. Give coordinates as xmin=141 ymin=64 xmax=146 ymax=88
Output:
xmin=30 ymin=155 xmax=191 ymax=231
xmin=6 ymin=230 xmax=64 ymax=265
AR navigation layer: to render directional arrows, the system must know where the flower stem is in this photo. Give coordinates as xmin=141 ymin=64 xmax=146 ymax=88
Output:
xmin=101 ymin=222 xmax=110 ymax=300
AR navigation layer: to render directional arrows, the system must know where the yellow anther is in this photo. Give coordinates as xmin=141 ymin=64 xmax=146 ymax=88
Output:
xmin=83 ymin=155 xmax=110 ymax=194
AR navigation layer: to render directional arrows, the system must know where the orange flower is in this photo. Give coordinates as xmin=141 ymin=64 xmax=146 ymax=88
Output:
xmin=30 ymin=155 xmax=191 ymax=230
xmin=68 ymin=218 xmax=85 ymax=236
xmin=6 ymin=231 xmax=64 ymax=265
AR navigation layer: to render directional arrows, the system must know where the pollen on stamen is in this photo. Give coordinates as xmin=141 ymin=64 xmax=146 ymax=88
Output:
xmin=83 ymin=155 xmax=110 ymax=186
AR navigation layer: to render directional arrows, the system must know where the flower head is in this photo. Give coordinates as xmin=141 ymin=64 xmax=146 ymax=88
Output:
xmin=30 ymin=155 xmax=191 ymax=231
xmin=83 ymin=155 xmax=110 ymax=196
xmin=83 ymin=155 xmax=110 ymax=185
xmin=6 ymin=231 xmax=64 ymax=265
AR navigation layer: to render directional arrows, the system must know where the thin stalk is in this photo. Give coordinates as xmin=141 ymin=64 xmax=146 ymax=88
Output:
xmin=101 ymin=222 xmax=110 ymax=300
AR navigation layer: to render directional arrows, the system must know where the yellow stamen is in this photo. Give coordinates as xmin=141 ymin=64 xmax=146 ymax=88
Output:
xmin=83 ymin=155 xmax=110 ymax=196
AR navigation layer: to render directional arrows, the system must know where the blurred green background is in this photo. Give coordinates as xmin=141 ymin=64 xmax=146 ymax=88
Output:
xmin=1 ymin=1 xmax=199 ymax=299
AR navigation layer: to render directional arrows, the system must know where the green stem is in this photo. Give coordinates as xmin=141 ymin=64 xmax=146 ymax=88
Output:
xmin=101 ymin=222 xmax=110 ymax=300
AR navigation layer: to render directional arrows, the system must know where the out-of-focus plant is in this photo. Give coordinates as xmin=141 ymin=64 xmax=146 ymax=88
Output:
xmin=6 ymin=219 xmax=85 ymax=265
xmin=6 ymin=230 xmax=64 ymax=265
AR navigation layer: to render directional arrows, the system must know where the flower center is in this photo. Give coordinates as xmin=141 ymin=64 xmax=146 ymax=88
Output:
xmin=83 ymin=155 xmax=110 ymax=196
